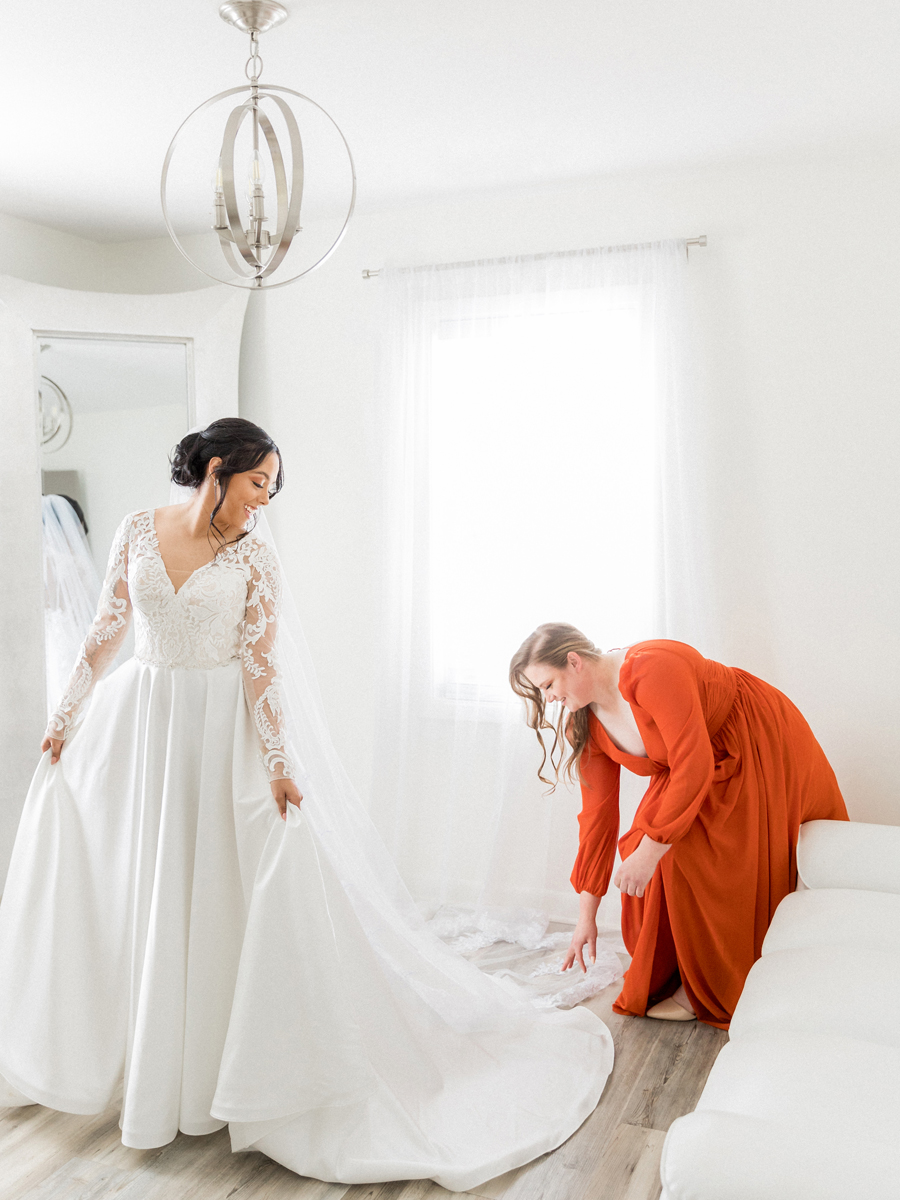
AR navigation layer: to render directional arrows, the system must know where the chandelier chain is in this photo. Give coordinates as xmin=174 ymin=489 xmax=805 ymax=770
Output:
xmin=245 ymin=31 xmax=264 ymax=83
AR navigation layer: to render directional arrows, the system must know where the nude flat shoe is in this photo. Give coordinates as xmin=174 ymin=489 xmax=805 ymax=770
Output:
xmin=645 ymin=997 xmax=697 ymax=1022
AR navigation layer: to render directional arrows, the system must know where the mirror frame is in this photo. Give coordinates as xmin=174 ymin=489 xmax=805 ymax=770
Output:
xmin=0 ymin=276 xmax=249 ymax=882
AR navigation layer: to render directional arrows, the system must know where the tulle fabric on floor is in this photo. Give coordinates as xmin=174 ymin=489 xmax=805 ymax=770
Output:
xmin=428 ymin=907 xmax=625 ymax=1010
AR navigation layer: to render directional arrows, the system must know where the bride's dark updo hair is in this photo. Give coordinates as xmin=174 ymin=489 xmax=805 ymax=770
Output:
xmin=170 ymin=417 xmax=284 ymax=546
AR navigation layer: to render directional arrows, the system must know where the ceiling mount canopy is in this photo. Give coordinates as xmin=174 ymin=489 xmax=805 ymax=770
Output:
xmin=161 ymin=1 xmax=356 ymax=290
xmin=218 ymin=2 xmax=289 ymax=35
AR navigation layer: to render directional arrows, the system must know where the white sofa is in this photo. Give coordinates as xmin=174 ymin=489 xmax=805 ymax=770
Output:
xmin=660 ymin=819 xmax=900 ymax=1200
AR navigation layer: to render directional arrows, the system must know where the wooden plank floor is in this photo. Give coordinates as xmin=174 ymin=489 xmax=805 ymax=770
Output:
xmin=0 ymin=967 xmax=726 ymax=1200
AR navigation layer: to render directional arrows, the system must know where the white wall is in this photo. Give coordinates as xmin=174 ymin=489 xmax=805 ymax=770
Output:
xmin=233 ymin=141 xmax=900 ymax=829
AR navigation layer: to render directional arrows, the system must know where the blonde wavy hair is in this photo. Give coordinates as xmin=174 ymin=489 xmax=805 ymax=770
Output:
xmin=509 ymin=622 xmax=602 ymax=788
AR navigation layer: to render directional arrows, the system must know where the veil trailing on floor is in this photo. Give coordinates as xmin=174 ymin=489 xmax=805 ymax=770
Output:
xmin=254 ymin=511 xmax=527 ymax=1031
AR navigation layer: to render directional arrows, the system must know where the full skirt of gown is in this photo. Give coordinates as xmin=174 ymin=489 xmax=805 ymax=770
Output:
xmin=0 ymin=658 xmax=613 ymax=1190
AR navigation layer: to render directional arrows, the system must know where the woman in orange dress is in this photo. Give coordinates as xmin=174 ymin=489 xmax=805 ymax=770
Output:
xmin=509 ymin=625 xmax=848 ymax=1029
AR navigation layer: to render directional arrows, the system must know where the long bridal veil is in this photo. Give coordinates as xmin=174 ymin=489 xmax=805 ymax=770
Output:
xmin=41 ymin=495 xmax=101 ymax=716
xmin=248 ymin=506 xmax=602 ymax=1029
xmin=169 ymin=480 xmax=618 ymax=1029
xmin=168 ymin=478 xmax=555 ymax=1024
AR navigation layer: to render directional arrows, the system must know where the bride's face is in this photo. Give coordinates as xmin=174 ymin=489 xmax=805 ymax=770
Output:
xmin=212 ymin=451 xmax=281 ymax=530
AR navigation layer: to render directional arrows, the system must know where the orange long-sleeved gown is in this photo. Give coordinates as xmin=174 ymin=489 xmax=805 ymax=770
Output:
xmin=572 ymin=640 xmax=848 ymax=1029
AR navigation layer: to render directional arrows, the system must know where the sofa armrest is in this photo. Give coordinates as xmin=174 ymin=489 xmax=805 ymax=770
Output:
xmin=798 ymin=820 xmax=900 ymax=894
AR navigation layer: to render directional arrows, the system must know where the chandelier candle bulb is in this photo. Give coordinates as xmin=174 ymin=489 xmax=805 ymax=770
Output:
xmin=248 ymin=148 xmax=265 ymax=186
xmin=161 ymin=0 xmax=356 ymax=289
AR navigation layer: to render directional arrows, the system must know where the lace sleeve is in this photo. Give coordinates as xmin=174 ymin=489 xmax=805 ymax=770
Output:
xmin=240 ymin=539 xmax=295 ymax=783
xmin=46 ymin=512 xmax=134 ymax=741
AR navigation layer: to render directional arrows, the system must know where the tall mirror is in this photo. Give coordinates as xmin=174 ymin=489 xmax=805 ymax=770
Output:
xmin=0 ymin=275 xmax=249 ymax=883
xmin=37 ymin=336 xmax=192 ymax=713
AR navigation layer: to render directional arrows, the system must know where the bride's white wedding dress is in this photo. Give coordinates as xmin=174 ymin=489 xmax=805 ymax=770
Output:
xmin=0 ymin=509 xmax=613 ymax=1190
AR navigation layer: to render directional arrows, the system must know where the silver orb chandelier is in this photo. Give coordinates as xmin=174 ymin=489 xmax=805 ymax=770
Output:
xmin=161 ymin=1 xmax=356 ymax=289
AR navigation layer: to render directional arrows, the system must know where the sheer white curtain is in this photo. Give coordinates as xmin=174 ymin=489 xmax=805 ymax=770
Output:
xmin=371 ymin=241 xmax=697 ymax=938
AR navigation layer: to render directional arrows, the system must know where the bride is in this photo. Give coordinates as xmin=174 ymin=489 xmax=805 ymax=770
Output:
xmin=0 ymin=418 xmax=612 ymax=1191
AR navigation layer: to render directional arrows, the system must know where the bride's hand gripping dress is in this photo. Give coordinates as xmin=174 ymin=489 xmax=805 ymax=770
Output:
xmin=0 ymin=509 xmax=615 ymax=1191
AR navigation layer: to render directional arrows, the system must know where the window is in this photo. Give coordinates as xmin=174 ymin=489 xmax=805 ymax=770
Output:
xmin=428 ymin=287 xmax=660 ymax=702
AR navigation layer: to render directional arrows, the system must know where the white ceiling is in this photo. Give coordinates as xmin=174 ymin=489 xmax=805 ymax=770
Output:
xmin=6 ymin=0 xmax=900 ymax=242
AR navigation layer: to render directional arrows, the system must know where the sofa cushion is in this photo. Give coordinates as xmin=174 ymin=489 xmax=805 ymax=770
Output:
xmin=728 ymin=943 xmax=900 ymax=1048
xmin=695 ymin=1031 xmax=900 ymax=1136
xmin=762 ymin=888 xmax=900 ymax=956
xmin=660 ymin=1032 xmax=900 ymax=1200
xmin=661 ymin=1110 xmax=900 ymax=1200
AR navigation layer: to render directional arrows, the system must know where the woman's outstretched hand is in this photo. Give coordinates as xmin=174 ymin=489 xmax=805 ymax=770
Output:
xmin=270 ymin=777 xmax=303 ymax=819
xmin=41 ymin=735 xmax=64 ymax=765
xmin=563 ymin=890 xmax=603 ymax=973
xmin=562 ymin=917 xmax=598 ymax=973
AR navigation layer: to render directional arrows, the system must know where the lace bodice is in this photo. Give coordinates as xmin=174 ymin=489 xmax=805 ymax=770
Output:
xmin=47 ymin=510 xmax=294 ymax=782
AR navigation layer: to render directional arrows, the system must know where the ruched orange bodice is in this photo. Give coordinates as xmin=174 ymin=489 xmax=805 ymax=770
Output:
xmin=573 ymin=640 xmax=848 ymax=1028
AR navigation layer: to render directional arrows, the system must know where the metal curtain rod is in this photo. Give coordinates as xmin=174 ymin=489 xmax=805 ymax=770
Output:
xmin=361 ymin=235 xmax=707 ymax=279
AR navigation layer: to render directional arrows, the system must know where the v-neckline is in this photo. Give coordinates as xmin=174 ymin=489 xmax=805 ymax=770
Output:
xmin=148 ymin=509 xmax=217 ymax=597
xmin=588 ymin=647 xmax=649 ymax=760
xmin=588 ymin=708 xmax=648 ymax=762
